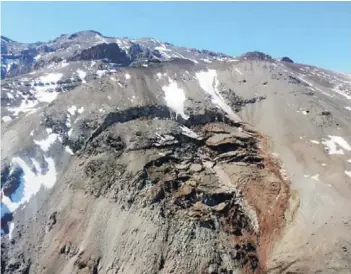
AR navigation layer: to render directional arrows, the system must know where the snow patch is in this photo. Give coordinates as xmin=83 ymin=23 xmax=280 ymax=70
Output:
xmin=34 ymin=133 xmax=59 ymax=152
xmin=195 ymin=69 xmax=241 ymax=122
xmin=310 ymin=140 xmax=320 ymax=144
xmin=162 ymin=78 xmax=189 ymax=120
xmin=345 ymin=170 xmax=351 ymax=179
xmin=67 ymin=105 xmax=77 ymax=116
xmin=156 ymin=72 xmax=163 ymax=79
xmin=201 ymin=59 xmax=212 ymax=63
xmin=180 ymin=125 xmax=201 ymax=140
xmin=65 ymin=146 xmax=74 ymax=155
xmin=332 ymin=84 xmax=351 ymax=100
xmin=77 ymin=107 xmax=84 ymax=114
xmin=7 ymin=93 xmax=14 ymax=99
xmin=311 ymin=174 xmax=320 ymax=181
xmin=2 ymin=116 xmax=12 ymax=123
xmin=125 ymin=73 xmax=131 ymax=80
xmin=77 ymin=69 xmax=87 ymax=83
xmin=7 ymin=97 xmax=38 ymax=116
xmin=1 ymin=156 xmax=57 ymax=227
xmin=155 ymin=44 xmax=171 ymax=52
xmin=345 ymin=106 xmax=351 ymax=111
xmin=322 ymin=135 xmax=351 ymax=155
xmin=97 ymin=70 xmax=107 ymax=78
xmin=235 ymin=68 xmax=243 ymax=75
xmin=39 ymin=73 xmax=63 ymax=83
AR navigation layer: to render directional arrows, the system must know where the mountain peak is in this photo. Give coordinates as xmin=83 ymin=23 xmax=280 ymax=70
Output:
xmin=1 ymin=36 xmax=15 ymax=43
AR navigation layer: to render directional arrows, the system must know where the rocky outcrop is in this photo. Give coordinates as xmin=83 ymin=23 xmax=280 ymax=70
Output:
xmin=241 ymin=51 xmax=273 ymax=61
xmin=69 ymin=43 xmax=130 ymax=64
xmin=280 ymin=56 xmax=294 ymax=63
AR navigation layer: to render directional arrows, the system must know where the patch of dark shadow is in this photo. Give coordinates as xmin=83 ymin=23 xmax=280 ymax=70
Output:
xmin=199 ymin=219 xmax=216 ymax=230
xmin=225 ymin=153 xmax=263 ymax=165
xmin=2 ymin=166 xmax=24 ymax=198
xmin=210 ymin=143 xmax=241 ymax=154
xmin=83 ymin=105 xmax=240 ymax=153
xmin=202 ymin=193 xmax=233 ymax=207
xmin=321 ymin=111 xmax=331 ymax=116
xmin=1 ymin=164 xmax=10 ymax=187
xmin=1 ymin=212 xmax=13 ymax=235
xmin=218 ymin=200 xmax=252 ymax=237
xmin=174 ymin=187 xmax=197 ymax=208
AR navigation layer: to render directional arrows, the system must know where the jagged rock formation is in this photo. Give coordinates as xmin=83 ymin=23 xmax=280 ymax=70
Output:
xmin=1 ymin=31 xmax=351 ymax=274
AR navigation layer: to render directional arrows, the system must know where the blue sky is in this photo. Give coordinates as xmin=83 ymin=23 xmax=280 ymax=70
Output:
xmin=2 ymin=2 xmax=350 ymax=72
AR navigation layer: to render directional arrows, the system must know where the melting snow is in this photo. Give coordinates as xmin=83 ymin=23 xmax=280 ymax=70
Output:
xmin=155 ymin=44 xmax=171 ymax=52
xmin=61 ymin=60 xmax=68 ymax=68
xmin=34 ymin=133 xmax=59 ymax=152
xmin=7 ymin=97 xmax=38 ymax=116
xmin=322 ymin=135 xmax=351 ymax=155
xmin=310 ymin=140 xmax=320 ymax=144
xmin=2 ymin=116 xmax=12 ymax=123
xmin=235 ymin=68 xmax=243 ymax=75
xmin=180 ymin=125 xmax=201 ymax=140
xmin=162 ymin=78 xmax=189 ymax=120
xmin=311 ymin=174 xmax=320 ymax=181
xmin=32 ymin=86 xmax=60 ymax=103
xmin=1 ymin=157 xmax=57 ymax=217
xmin=67 ymin=105 xmax=77 ymax=115
xmin=345 ymin=106 xmax=351 ymax=111
xmin=77 ymin=69 xmax=87 ymax=83
xmin=195 ymin=69 xmax=241 ymax=122
xmin=65 ymin=146 xmax=74 ymax=155
xmin=8 ymin=222 xmax=14 ymax=239
xmin=39 ymin=73 xmax=63 ymax=83
xmin=125 ymin=73 xmax=131 ymax=80
xmin=68 ymin=129 xmax=73 ymax=137
xmin=77 ymin=107 xmax=84 ymax=114
xmin=7 ymin=93 xmax=14 ymax=99
xmin=97 ymin=70 xmax=107 ymax=78
xmin=156 ymin=72 xmax=162 ymax=79
xmin=201 ymin=59 xmax=212 ymax=63
xmin=332 ymin=84 xmax=351 ymax=101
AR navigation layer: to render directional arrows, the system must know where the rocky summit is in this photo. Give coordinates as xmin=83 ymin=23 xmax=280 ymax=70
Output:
xmin=1 ymin=30 xmax=351 ymax=274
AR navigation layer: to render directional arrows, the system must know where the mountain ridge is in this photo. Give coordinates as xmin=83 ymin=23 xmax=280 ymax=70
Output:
xmin=1 ymin=29 xmax=351 ymax=274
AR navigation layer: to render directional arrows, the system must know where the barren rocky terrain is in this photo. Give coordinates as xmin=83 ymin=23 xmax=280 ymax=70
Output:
xmin=1 ymin=31 xmax=351 ymax=274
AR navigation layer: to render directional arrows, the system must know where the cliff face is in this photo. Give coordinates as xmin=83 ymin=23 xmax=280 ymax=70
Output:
xmin=1 ymin=32 xmax=351 ymax=274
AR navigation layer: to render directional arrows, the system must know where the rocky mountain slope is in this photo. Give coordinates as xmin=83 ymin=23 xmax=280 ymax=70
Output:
xmin=1 ymin=30 xmax=351 ymax=274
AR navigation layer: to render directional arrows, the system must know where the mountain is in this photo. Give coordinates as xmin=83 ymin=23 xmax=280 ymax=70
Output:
xmin=1 ymin=30 xmax=351 ymax=274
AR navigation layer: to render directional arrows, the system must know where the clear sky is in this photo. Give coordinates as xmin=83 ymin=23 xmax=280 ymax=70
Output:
xmin=1 ymin=1 xmax=350 ymax=72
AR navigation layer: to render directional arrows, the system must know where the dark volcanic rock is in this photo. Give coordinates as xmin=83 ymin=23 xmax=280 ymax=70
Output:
xmin=69 ymin=43 xmax=130 ymax=65
xmin=241 ymin=51 xmax=273 ymax=61
xmin=281 ymin=56 xmax=294 ymax=63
